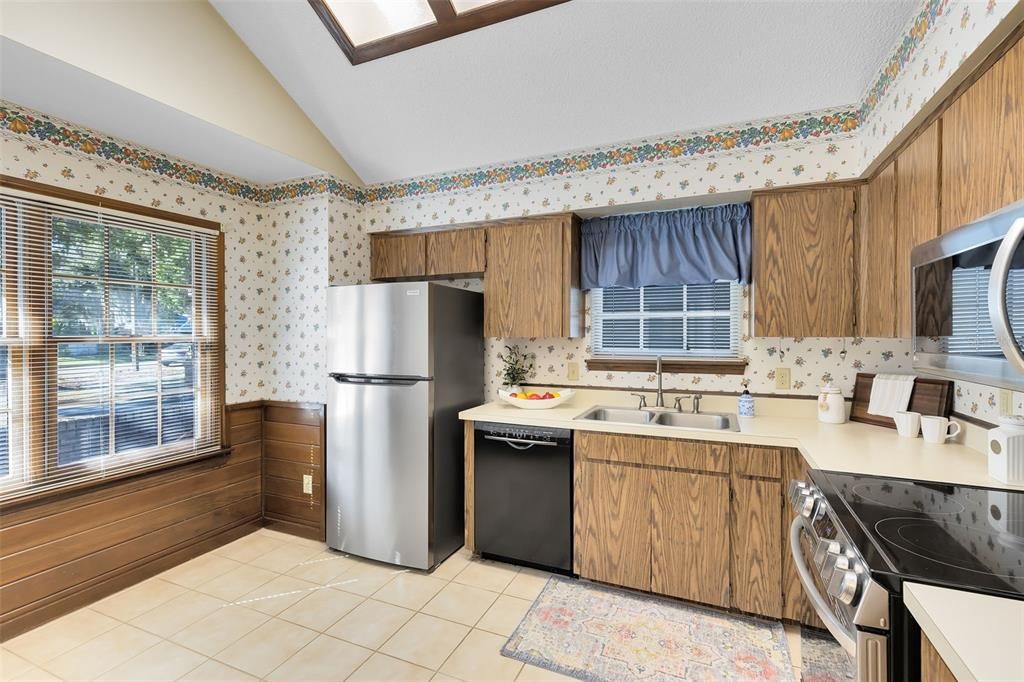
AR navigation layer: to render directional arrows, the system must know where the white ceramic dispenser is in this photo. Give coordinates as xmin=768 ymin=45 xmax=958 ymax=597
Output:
xmin=988 ymin=415 xmax=1024 ymax=484
xmin=817 ymin=384 xmax=847 ymax=424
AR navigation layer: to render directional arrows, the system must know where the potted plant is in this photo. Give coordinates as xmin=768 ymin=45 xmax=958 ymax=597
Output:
xmin=497 ymin=344 xmax=534 ymax=393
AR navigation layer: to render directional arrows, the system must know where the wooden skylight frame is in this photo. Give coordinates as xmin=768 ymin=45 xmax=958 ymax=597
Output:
xmin=308 ymin=0 xmax=570 ymax=65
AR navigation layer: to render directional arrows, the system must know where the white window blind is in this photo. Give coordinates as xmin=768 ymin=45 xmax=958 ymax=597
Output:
xmin=591 ymin=282 xmax=741 ymax=358
xmin=0 ymin=189 xmax=224 ymax=503
xmin=946 ymin=266 xmax=1024 ymax=355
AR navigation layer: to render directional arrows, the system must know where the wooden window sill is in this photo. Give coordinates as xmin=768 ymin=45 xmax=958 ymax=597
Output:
xmin=585 ymin=358 xmax=749 ymax=375
xmin=0 ymin=447 xmax=232 ymax=511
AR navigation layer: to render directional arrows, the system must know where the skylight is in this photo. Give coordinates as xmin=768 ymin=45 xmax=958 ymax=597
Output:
xmin=309 ymin=0 xmax=570 ymax=65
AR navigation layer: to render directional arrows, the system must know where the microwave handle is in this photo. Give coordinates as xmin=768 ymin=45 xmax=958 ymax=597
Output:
xmin=988 ymin=217 xmax=1024 ymax=373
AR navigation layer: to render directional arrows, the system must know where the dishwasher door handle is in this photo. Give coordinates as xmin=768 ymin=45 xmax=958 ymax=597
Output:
xmin=482 ymin=435 xmax=558 ymax=449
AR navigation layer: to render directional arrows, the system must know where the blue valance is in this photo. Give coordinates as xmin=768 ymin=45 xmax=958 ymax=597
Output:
xmin=580 ymin=203 xmax=751 ymax=290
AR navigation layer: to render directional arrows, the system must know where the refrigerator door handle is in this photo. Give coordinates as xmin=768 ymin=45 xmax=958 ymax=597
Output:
xmin=329 ymin=373 xmax=429 ymax=386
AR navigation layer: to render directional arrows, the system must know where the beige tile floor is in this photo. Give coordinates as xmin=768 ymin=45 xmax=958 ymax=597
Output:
xmin=0 ymin=528 xmax=807 ymax=681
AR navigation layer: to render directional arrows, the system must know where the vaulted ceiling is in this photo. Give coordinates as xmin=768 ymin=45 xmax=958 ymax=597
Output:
xmin=214 ymin=0 xmax=920 ymax=185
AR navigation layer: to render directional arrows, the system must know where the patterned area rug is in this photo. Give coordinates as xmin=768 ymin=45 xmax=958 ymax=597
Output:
xmin=800 ymin=631 xmax=855 ymax=682
xmin=502 ymin=577 xmax=795 ymax=681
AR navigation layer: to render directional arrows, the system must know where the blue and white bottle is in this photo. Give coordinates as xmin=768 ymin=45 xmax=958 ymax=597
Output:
xmin=738 ymin=389 xmax=755 ymax=417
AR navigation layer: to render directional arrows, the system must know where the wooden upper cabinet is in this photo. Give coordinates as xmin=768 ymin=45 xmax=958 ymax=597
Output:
xmin=857 ymin=163 xmax=897 ymax=337
xmin=895 ymin=121 xmax=941 ymax=338
xmin=370 ymin=233 xmax=426 ymax=280
xmin=426 ymin=228 xmax=485 ymax=277
xmin=753 ymin=187 xmax=856 ymax=337
xmin=484 ymin=215 xmax=582 ymax=338
xmin=941 ymin=36 xmax=1024 ymax=232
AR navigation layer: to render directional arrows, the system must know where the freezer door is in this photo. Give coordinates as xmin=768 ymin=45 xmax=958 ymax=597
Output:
xmin=326 ymin=374 xmax=432 ymax=569
xmin=327 ymin=283 xmax=430 ymax=377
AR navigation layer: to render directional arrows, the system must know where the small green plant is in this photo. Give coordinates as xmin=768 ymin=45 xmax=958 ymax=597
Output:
xmin=497 ymin=344 xmax=534 ymax=387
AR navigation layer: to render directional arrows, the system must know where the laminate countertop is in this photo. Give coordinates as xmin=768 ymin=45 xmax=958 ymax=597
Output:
xmin=459 ymin=390 xmax=1022 ymax=490
xmin=905 ymin=582 xmax=1024 ymax=682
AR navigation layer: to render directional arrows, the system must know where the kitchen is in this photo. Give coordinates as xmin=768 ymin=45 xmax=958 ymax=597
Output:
xmin=0 ymin=1 xmax=1023 ymax=681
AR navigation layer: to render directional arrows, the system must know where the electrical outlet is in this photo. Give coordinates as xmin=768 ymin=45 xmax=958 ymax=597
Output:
xmin=775 ymin=367 xmax=792 ymax=390
xmin=302 ymin=474 xmax=313 ymax=495
xmin=1000 ymin=389 xmax=1014 ymax=416
xmin=567 ymin=361 xmax=580 ymax=381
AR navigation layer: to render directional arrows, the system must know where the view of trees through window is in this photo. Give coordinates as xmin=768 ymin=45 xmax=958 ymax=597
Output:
xmin=51 ymin=217 xmax=197 ymax=466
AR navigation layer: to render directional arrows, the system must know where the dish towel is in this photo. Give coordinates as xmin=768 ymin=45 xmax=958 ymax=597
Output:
xmin=867 ymin=374 xmax=916 ymax=417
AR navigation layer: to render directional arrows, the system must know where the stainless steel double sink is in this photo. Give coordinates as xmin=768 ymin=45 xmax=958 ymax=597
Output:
xmin=575 ymin=406 xmax=739 ymax=432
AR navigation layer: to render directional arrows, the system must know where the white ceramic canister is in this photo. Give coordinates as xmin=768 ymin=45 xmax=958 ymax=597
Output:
xmin=817 ymin=384 xmax=847 ymax=424
xmin=988 ymin=415 xmax=1024 ymax=484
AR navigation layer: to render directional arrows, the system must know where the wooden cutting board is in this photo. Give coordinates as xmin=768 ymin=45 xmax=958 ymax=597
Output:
xmin=849 ymin=372 xmax=954 ymax=429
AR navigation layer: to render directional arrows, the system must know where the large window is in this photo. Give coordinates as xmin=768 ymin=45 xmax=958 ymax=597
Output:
xmin=0 ymin=188 xmax=223 ymax=502
xmin=591 ymin=283 xmax=742 ymax=358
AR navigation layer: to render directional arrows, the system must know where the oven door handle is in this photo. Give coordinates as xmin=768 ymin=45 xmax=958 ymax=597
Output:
xmin=989 ymin=217 xmax=1024 ymax=374
xmin=789 ymin=515 xmax=857 ymax=656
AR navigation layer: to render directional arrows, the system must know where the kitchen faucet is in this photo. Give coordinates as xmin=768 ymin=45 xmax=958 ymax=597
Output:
xmin=654 ymin=355 xmax=665 ymax=407
xmin=672 ymin=394 xmax=703 ymax=414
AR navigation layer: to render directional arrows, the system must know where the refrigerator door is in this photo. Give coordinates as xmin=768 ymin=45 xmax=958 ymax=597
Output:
xmin=326 ymin=374 xmax=432 ymax=569
xmin=327 ymin=283 xmax=430 ymax=378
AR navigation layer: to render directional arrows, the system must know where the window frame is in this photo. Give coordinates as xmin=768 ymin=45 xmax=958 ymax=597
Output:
xmin=0 ymin=176 xmax=226 ymax=507
xmin=308 ymin=0 xmax=570 ymax=65
xmin=590 ymin=282 xmax=743 ymax=360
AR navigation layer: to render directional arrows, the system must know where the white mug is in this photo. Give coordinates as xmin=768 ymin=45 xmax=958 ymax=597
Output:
xmin=894 ymin=411 xmax=921 ymax=438
xmin=921 ymin=416 xmax=961 ymax=444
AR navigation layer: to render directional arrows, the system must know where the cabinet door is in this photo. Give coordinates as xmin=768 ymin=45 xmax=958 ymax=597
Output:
xmin=651 ymin=470 xmax=730 ymax=607
xmin=753 ymin=187 xmax=856 ymax=337
xmin=370 ymin=233 xmax=426 ymax=280
xmin=731 ymin=476 xmax=782 ymax=617
xmin=426 ymin=228 xmax=485 ymax=277
xmin=921 ymin=631 xmax=958 ymax=682
xmin=857 ymin=163 xmax=897 ymax=337
xmin=942 ymin=37 xmax=1023 ymax=232
xmin=780 ymin=449 xmax=825 ymax=628
xmin=576 ymin=459 xmax=651 ymax=591
xmin=895 ymin=121 xmax=941 ymax=337
xmin=484 ymin=220 xmax=565 ymax=337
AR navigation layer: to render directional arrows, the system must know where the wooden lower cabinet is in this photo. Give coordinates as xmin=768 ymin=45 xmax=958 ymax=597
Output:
xmin=921 ymin=630 xmax=958 ymax=682
xmin=780 ymin=449 xmax=826 ymax=628
xmin=731 ymin=476 xmax=782 ymax=617
xmin=652 ymin=469 xmax=730 ymax=608
xmin=576 ymin=459 xmax=652 ymax=591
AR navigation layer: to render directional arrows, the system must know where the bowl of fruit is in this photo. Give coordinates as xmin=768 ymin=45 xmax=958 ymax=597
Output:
xmin=497 ymin=388 xmax=575 ymax=410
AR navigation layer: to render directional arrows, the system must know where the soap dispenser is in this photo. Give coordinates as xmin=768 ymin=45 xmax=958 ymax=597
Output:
xmin=738 ymin=389 xmax=755 ymax=417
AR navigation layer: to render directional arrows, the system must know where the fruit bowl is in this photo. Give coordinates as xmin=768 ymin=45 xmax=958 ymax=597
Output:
xmin=498 ymin=388 xmax=575 ymax=410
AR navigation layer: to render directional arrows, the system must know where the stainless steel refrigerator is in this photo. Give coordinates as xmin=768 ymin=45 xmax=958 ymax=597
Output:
xmin=325 ymin=282 xmax=483 ymax=570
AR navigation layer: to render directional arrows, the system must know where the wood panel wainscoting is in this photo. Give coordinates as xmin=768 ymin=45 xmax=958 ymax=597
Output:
xmin=261 ymin=401 xmax=327 ymax=541
xmin=0 ymin=400 xmax=326 ymax=642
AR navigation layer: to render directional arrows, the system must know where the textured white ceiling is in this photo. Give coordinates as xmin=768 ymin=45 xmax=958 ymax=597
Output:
xmin=0 ymin=37 xmax=324 ymax=184
xmin=214 ymin=0 xmax=920 ymax=185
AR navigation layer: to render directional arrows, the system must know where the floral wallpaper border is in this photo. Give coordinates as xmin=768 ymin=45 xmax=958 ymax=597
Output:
xmin=0 ymin=101 xmax=364 ymax=204
xmin=857 ymin=0 xmax=952 ymax=122
xmin=360 ymin=109 xmax=860 ymax=202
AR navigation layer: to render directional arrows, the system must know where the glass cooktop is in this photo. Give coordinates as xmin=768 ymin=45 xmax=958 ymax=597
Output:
xmin=813 ymin=471 xmax=1024 ymax=599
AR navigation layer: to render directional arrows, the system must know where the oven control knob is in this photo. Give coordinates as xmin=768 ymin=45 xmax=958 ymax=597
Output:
xmin=788 ymin=481 xmax=809 ymax=505
xmin=827 ymin=568 xmax=860 ymax=605
xmin=813 ymin=539 xmax=841 ymax=569
xmin=798 ymin=491 xmax=820 ymax=519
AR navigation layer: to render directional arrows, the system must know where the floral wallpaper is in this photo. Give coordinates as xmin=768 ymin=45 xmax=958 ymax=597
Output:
xmin=857 ymin=0 xmax=1018 ymax=166
xmin=0 ymin=0 xmax=1015 ymax=421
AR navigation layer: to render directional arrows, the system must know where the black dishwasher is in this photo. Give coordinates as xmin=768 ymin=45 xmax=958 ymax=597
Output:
xmin=473 ymin=422 xmax=573 ymax=574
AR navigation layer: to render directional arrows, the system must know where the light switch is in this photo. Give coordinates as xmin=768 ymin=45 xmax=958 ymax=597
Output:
xmin=567 ymin=361 xmax=580 ymax=381
xmin=999 ymin=389 xmax=1014 ymax=416
xmin=775 ymin=367 xmax=791 ymax=390
xmin=302 ymin=474 xmax=313 ymax=495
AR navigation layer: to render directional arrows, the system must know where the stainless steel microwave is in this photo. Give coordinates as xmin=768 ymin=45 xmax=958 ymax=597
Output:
xmin=912 ymin=199 xmax=1024 ymax=391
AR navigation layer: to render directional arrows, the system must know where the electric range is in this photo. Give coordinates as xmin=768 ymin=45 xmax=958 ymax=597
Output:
xmin=788 ymin=470 xmax=1024 ymax=682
